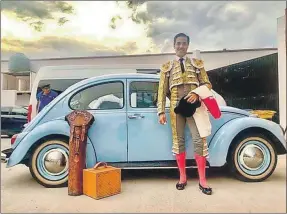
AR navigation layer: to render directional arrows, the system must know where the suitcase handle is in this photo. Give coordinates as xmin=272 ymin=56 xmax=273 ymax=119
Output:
xmin=93 ymin=162 xmax=108 ymax=169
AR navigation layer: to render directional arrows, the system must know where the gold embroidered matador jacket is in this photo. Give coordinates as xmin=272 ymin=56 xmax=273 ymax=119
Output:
xmin=157 ymin=56 xmax=212 ymax=138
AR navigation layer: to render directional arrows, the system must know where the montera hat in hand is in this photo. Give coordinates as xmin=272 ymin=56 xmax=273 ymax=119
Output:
xmin=174 ymin=96 xmax=201 ymax=117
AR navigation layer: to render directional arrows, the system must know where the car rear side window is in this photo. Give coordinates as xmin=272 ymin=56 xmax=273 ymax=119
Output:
xmin=69 ymin=81 xmax=124 ymax=110
xmin=130 ymin=81 xmax=170 ymax=108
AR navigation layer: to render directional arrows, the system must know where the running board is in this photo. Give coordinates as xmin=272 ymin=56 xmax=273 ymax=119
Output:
xmin=120 ymin=166 xmax=209 ymax=169
xmin=106 ymin=159 xmax=210 ymax=169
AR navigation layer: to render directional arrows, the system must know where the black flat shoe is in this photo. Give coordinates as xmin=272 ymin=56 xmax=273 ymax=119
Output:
xmin=199 ymin=183 xmax=212 ymax=195
xmin=176 ymin=181 xmax=187 ymax=190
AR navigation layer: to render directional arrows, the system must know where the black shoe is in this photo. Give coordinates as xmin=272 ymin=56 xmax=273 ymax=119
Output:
xmin=199 ymin=183 xmax=212 ymax=195
xmin=176 ymin=181 xmax=187 ymax=190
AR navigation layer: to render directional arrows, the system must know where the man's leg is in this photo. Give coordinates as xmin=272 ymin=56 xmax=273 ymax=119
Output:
xmin=187 ymin=117 xmax=212 ymax=194
xmin=194 ymin=139 xmax=209 ymax=187
xmin=170 ymin=104 xmax=186 ymax=189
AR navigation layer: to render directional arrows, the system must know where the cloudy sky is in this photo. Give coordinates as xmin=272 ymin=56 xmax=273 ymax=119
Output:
xmin=1 ymin=1 xmax=285 ymax=60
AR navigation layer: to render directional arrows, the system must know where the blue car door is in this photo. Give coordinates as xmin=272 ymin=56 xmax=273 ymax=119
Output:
xmin=68 ymin=79 xmax=128 ymax=163
xmin=126 ymin=78 xmax=174 ymax=161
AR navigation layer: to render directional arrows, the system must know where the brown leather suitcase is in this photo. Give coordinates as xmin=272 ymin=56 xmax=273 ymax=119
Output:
xmin=83 ymin=162 xmax=121 ymax=200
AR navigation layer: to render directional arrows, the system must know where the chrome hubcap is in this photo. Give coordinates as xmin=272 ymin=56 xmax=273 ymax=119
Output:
xmin=42 ymin=149 xmax=68 ymax=176
xmin=239 ymin=144 xmax=265 ymax=171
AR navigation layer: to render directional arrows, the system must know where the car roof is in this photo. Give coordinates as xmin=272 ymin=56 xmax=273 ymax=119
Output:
xmin=66 ymin=73 xmax=159 ymax=90
xmin=49 ymin=73 xmax=160 ymax=103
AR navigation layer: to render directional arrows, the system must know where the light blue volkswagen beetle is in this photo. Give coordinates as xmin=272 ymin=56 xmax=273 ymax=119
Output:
xmin=3 ymin=73 xmax=286 ymax=188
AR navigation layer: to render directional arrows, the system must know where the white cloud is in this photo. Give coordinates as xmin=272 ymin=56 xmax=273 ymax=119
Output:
xmin=1 ymin=1 xmax=285 ymax=59
xmin=131 ymin=1 xmax=285 ymax=50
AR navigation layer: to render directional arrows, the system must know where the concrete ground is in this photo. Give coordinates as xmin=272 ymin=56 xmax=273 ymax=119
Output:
xmin=1 ymin=137 xmax=286 ymax=213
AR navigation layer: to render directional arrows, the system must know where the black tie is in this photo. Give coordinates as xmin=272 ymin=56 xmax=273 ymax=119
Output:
xmin=179 ymin=58 xmax=185 ymax=73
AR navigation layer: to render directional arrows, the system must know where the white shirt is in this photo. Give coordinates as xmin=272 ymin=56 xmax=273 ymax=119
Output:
xmin=175 ymin=55 xmax=187 ymax=70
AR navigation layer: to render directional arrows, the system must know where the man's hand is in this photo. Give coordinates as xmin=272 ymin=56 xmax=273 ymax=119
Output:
xmin=185 ymin=93 xmax=199 ymax=103
xmin=159 ymin=113 xmax=167 ymax=125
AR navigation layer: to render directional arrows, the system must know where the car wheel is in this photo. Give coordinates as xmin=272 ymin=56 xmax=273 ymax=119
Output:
xmin=29 ymin=139 xmax=69 ymax=188
xmin=228 ymin=134 xmax=277 ymax=182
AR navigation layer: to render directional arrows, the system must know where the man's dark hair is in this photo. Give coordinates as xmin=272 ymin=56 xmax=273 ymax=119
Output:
xmin=174 ymin=33 xmax=190 ymax=46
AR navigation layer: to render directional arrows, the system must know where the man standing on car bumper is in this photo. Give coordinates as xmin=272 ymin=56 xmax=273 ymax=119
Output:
xmin=157 ymin=33 xmax=213 ymax=195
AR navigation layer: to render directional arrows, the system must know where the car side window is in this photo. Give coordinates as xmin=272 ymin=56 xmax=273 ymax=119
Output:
xmin=130 ymin=81 xmax=170 ymax=108
xmin=69 ymin=81 xmax=124 ymax=110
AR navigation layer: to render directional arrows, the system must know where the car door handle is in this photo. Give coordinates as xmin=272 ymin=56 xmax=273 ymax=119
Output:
xmin=128 ymin=114 xmax=145 ymax=119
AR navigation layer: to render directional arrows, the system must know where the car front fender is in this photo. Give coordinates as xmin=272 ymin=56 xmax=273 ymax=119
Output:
xmin=208 ymin=117 xmax=286 ymax=167
xmin=7 ymin=119 xmax=97 ymax=168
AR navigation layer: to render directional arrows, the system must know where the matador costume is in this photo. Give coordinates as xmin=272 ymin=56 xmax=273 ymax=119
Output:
xmin=157 ymin=55 xmax=213 ymax=194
